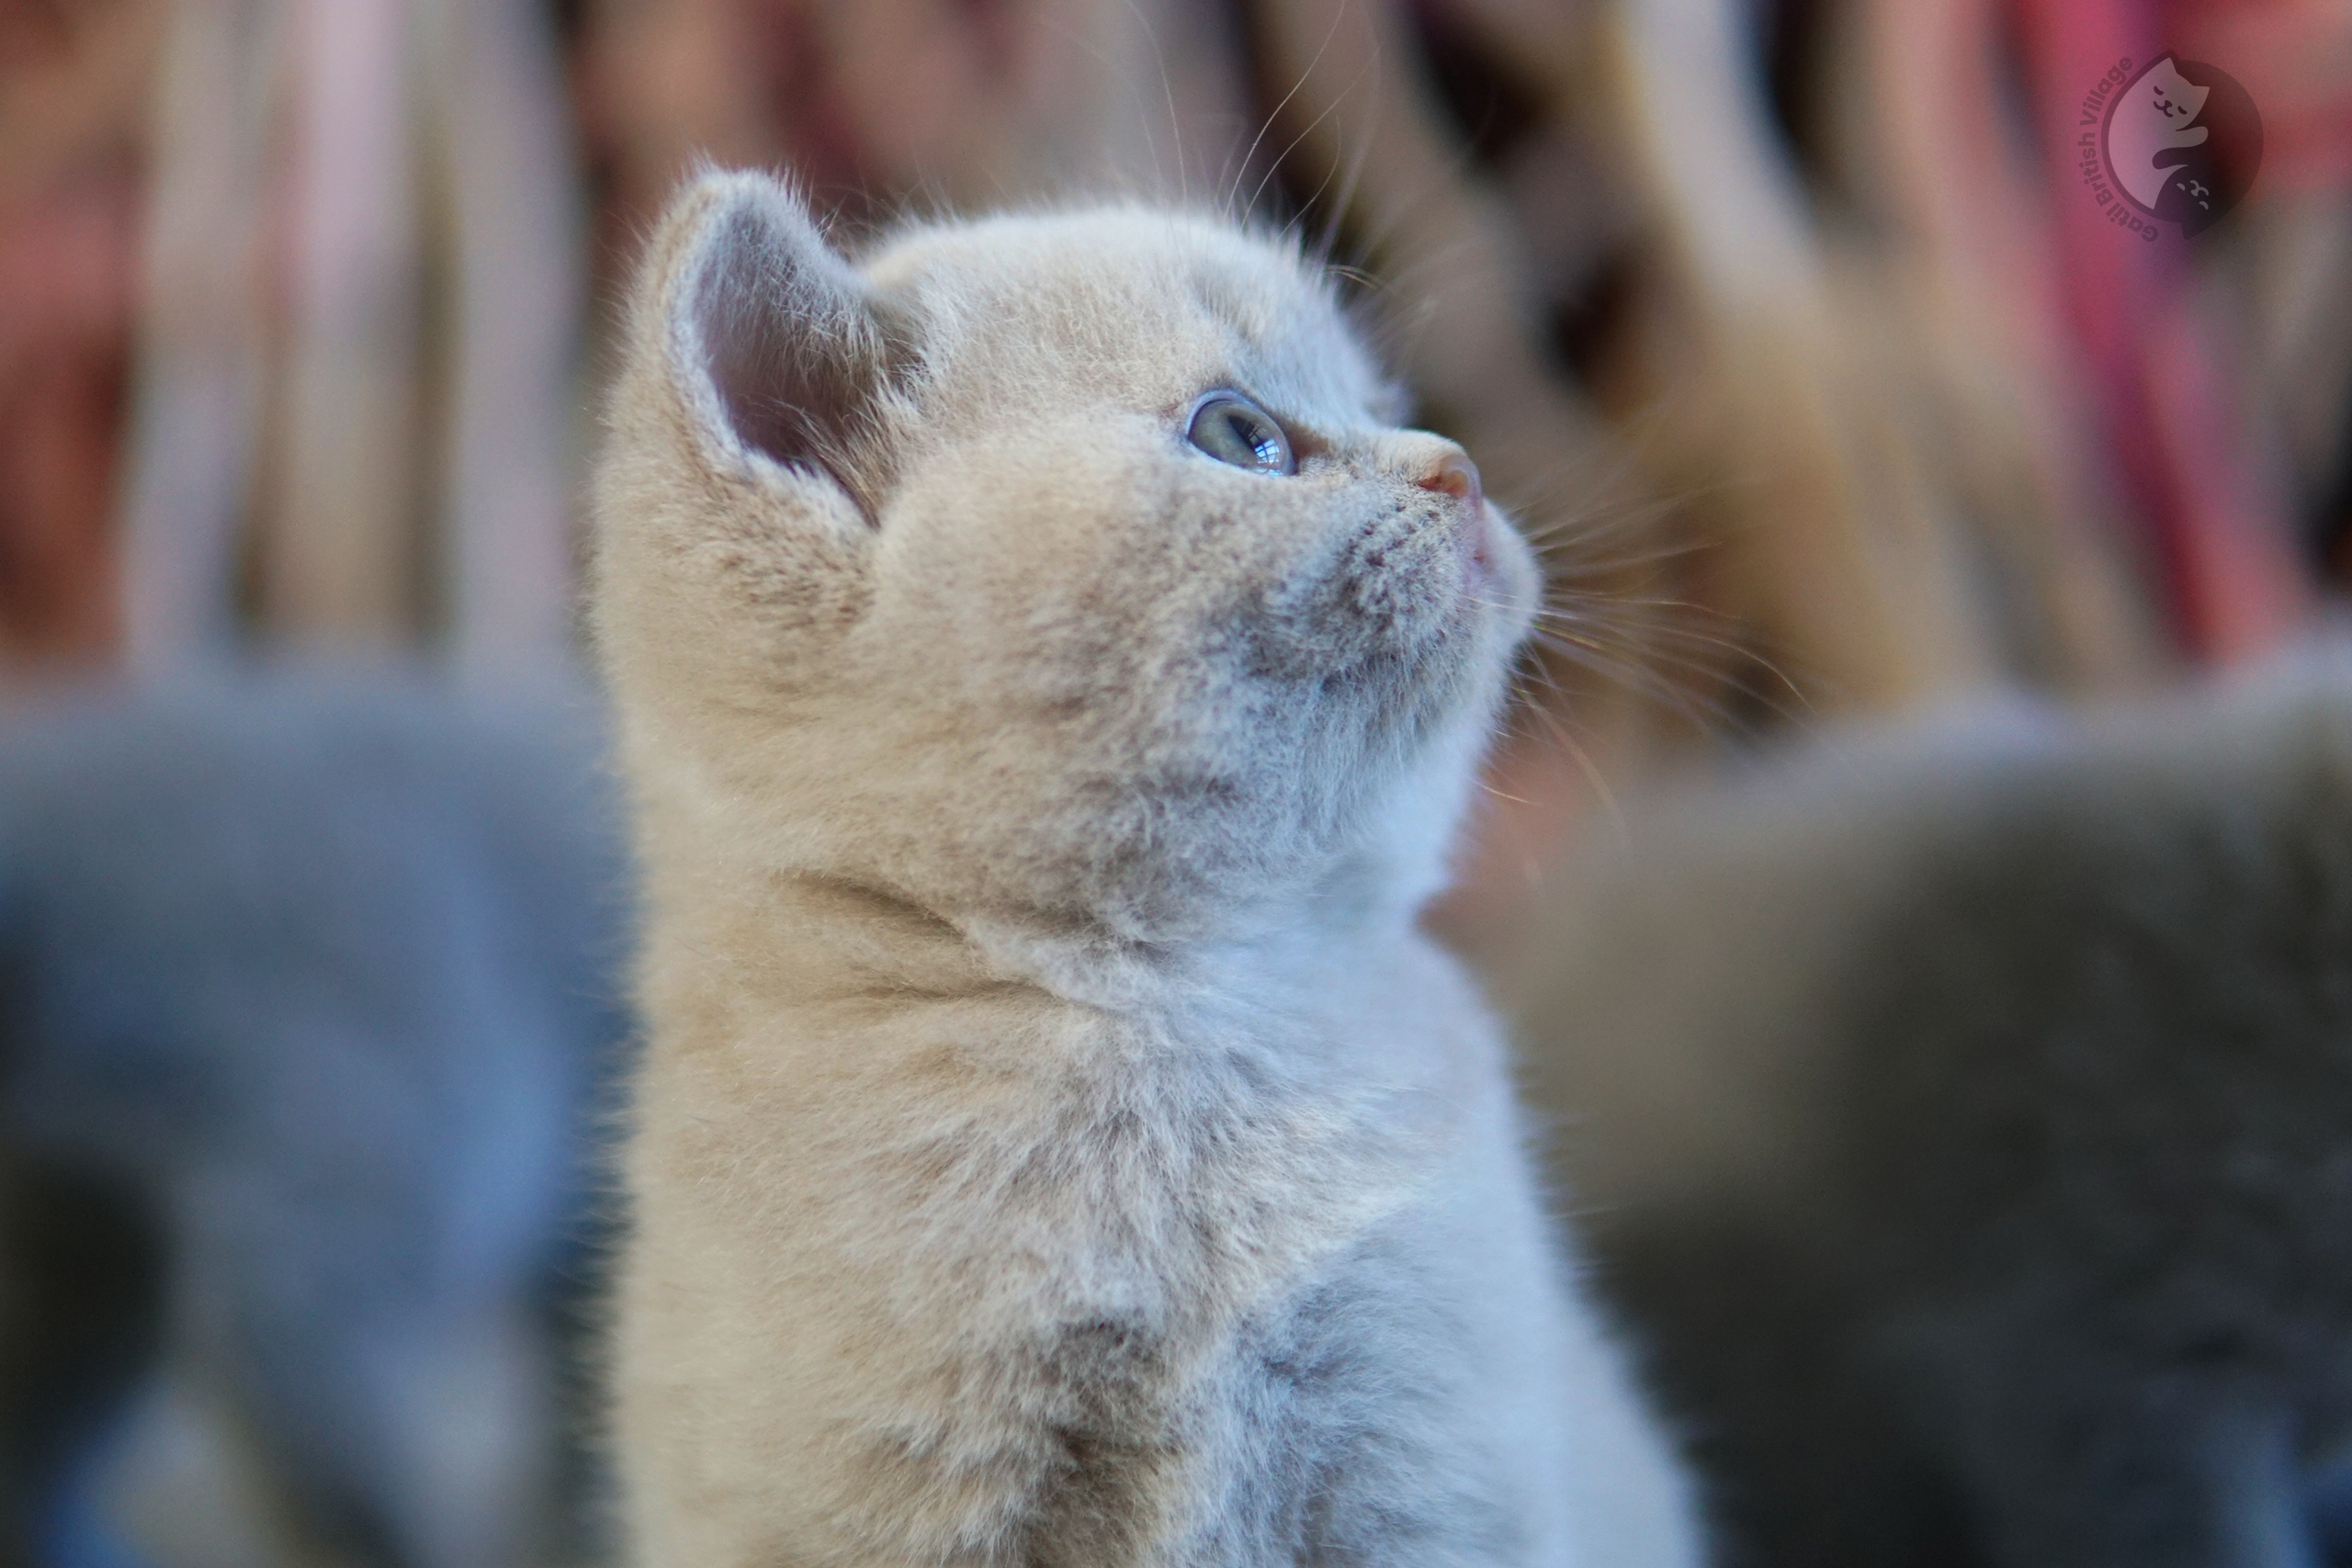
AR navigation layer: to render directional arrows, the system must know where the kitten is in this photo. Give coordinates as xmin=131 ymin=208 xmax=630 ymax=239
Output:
xmin=1500 ymin=655 xmax=2352 ymax=1568
xmin=590 ymin=169 xmax=1701 ymax=1567
xmin=0 ymin=675 xmax=629 ymax=1568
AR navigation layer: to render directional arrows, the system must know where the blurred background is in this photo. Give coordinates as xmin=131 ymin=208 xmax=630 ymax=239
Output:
xmin=8 ymin=0 xmax=2352 ymax=914
xmin=0 ymin=0 xmax=2348 ymax=1563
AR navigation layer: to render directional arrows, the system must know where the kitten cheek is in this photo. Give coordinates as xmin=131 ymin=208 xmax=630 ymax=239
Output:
xmin=1472 ymin=507 xmax=1542 ymax=620
xmin=1457 ymin=501 xmax=1498 ymax=596
xmin=1427 ymin=493 xmax=1498 ymax=599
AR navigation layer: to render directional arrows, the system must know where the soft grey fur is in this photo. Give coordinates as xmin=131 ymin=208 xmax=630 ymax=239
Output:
xmin=0 ymin=674 xmax=630 ymax=1568
xmin=1501 ymin=652 xmax=2352 ymax=1568
xmin=591 ymin=170 xmax=1700 ymax=1567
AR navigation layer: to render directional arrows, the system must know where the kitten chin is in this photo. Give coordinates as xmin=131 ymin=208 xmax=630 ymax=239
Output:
xmin=591 ymin=168 xmax=1700 ymax=1568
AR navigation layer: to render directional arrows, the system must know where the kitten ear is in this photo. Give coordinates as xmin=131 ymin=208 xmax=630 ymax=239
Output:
xmin=660 ymin=171 xmax=892 ymax=496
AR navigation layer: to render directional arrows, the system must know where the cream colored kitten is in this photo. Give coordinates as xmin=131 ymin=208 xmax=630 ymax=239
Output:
xmin=591 ymin=168 xmax=1699 ymax=1568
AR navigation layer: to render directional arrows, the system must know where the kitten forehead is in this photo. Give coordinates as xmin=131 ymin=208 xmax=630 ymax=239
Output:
xmin=862 ymin=207 xmax=1381 ymax=422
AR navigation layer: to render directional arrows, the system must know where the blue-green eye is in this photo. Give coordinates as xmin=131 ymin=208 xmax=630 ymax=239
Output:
xmin=1185 ymin=392 xmax=1295 ymax=476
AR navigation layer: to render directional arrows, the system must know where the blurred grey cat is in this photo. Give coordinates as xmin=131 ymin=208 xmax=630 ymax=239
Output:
xmin=1500 ymin=654 xmax=2352 ymax=1568
xmin=591 ymin=170 xmax=1700 ymax=1566
xmin=0 ymin=675 xmax=630 ymax=1568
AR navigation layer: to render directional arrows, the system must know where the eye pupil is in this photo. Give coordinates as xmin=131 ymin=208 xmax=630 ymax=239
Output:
xmin=1187 ymin=392 xmax=1295 ymax=477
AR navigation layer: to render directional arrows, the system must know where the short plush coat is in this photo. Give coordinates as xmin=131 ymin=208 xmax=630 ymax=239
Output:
xmin=593 ymin=170 xmax=1699 ymax=1567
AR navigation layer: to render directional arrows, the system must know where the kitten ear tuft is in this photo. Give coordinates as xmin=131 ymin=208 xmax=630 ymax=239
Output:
xmin=664 ymin=172 xmax=890 ymax=494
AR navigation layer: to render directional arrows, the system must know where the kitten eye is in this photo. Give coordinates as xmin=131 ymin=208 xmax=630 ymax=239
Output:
xmin=1185 ymin=393 xmax=1295 ymax=477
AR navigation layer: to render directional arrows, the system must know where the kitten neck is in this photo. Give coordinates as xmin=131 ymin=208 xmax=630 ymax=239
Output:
xmin=652 ymin=845 xmax=1423 ymax=1021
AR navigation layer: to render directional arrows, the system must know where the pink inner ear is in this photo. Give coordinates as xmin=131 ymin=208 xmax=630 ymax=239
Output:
xmin=688 ymin=197 xmax=884 ymax=485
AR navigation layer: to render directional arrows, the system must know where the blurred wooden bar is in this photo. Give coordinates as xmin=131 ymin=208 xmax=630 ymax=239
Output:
xmin=0 ymin=0 xmax=2338 ymax=739
xmin=424 ymin=0 xmax=582 ymax=683
xmin=120 ymin=0 xmax=276 ymax=673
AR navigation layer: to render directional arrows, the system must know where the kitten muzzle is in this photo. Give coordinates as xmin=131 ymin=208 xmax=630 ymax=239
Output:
xmin=1415 ymin=452 xmax=1495 ymax=585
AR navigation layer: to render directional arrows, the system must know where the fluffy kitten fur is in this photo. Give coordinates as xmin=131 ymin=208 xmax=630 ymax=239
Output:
xmin=592 ymin=170 xmax=1699 ymax=1567
xmin=1501 ymin=654 xmax=2352 ymax=1568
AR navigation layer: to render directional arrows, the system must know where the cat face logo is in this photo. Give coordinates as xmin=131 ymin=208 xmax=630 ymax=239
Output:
xmin=2089 ymin=55 xmax=2263 ymax=239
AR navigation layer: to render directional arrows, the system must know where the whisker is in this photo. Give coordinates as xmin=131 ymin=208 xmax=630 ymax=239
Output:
xmin=1496 ymin=648 xmax=1629 ymax=842
xmin=1522 ymin=624 xmax=1757 ymax=730
xmin=1531 ymin=595 xmax=1811 ymax=705
xmin=1528 ymin=623 xmax=1812 ymax=735
xmin=1036 ymin=6 xmax=1170 ymax=199
xmin=1227 ymin=1 xmax=1348 ymax=221
xmin=1250 ymin=45 xmax=1382 ymax=229
xmin=1125 ymin=0 xmax=1186 ymax=200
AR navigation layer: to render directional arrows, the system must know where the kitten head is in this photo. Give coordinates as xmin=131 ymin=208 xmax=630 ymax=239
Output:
xmin=594 ymin=169 xmax=1537 ymax=948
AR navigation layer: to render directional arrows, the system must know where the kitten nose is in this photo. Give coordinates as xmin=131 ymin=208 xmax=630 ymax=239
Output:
xmin=1418 ymin=452 xmax=1482 ymax=512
